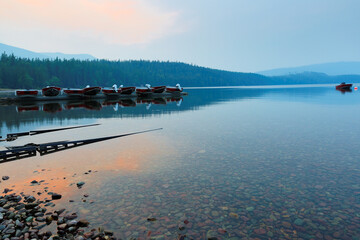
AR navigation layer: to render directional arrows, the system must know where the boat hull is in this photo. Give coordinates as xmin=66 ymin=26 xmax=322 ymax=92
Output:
xmin=42 ymin=86 xmax=61 ymax=97
xmin=336 ymin=84 xmax=352 ymax=90
xmin=152 ymin=86 xmax=166 ymax=93
xmin=102 ymin=88 xmax=122 ymax=96
xmin=120 ymin=87 xmax=136 ymax=95
xmin=166 ymin=86 xmax=183 ymax=93
xmin=83 ymin=87 xmax=101 ymax=96
xmin=63 ymin=89 xmax=83 ymax=97
xmin=15 ymin=90 xmax=39 ymax=98
xmin=136 ymin=88 xmax=152 ymax=95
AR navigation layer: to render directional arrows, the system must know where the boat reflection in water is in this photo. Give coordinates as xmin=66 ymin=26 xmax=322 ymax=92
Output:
xmin=16 ymin=103 xmax=40 ymax=113
xmin=102 ymin=99 xmax=137 ymax=109
xmin=136 ymin=96 xmax=182 ymax=110
xmin=65 ymin=100 xmax=103 ymax=111
xmin=10 ymin=95 xmax=184 ymax=114
xmin=43 ymin=103 xmax=62 ymax=113
xmin=336 ymin=88 xmax=352 ymax=94
xmin=167 ymin=96 xmax=182 ymax=107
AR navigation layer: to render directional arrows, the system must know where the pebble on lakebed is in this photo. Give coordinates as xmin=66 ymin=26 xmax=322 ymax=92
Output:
xmin=77 ymin=182 xmax=86 ymax=189
xmin=0 ymin=192 xmax=116 ymax=239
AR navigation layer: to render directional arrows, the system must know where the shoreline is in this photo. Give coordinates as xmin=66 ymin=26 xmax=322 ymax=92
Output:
xmin=0 ymin=186 xmax=116 ymax=240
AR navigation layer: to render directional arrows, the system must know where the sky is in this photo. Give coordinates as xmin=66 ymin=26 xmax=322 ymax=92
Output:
xmin=0 ymin=0 xmax=359 ymax=72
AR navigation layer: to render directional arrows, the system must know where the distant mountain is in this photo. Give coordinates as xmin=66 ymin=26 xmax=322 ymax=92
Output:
xmin=270 ymin=72 xmax=360 ymax=85
xmin=0 ymin=43 xmax=96 ymax=60
xmin=0 ymin=43 xmax=48 ymax=59
xmin=41 ymin=52 xmax=96 ymax=60
xmin=258 ymin=62 xmax=360 ymax=76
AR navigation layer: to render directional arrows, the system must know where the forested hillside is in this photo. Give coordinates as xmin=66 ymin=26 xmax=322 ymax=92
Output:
xmin=0 ymin=54 xmax=269 ymax=88
xmin=0 ymin=54 xmax=359 ymax=89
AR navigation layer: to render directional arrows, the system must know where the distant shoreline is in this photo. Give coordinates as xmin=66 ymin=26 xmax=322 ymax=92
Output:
xmin=3 ymin=83 xmax=358 ymax=91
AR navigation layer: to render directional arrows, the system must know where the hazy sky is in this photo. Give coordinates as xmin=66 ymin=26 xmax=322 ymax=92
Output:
xmin=1 ymin=0 xmax=359 ymax=72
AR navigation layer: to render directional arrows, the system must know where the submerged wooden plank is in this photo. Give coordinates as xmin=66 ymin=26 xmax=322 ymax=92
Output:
xmin=0 ymin=146 xmax=37 ymax=163
xmin=0 ymin=128 xmax=162 ymax=163
xmin=6 ymin=124 xmax=100 ymax=139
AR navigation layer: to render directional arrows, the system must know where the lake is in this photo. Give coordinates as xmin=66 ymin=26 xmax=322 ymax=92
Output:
xmin=1 ymin=85 xmax=359 ymax=239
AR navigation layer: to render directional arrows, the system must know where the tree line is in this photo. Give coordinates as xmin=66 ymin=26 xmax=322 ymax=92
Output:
xmin=0 ymin=53 xmax=358 ymax=89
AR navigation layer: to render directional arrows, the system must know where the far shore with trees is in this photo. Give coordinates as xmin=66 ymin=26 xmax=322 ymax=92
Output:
xmin=0 ymin=53 xmax=358 ymax=90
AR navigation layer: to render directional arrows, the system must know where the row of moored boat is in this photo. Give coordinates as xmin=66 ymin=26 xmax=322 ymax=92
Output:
xmin=15 ymin=84 xmax=183 ymax=98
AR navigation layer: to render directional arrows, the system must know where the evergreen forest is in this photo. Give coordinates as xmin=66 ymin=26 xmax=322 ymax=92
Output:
xmin=0 ymin=53 xmax=359 ymax=89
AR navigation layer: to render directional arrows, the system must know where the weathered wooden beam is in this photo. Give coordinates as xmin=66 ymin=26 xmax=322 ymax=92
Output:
xmin=0 ymin=146 xmax=37 ymax=163
xmin=0 ymin=128 xmax=162 ymax=163
xmin=7 ymin=124 xmax=100 ymax=139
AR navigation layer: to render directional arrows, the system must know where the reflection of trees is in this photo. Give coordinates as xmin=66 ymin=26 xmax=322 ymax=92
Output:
xmin=0 ymin=87 xmax=330 ymax=134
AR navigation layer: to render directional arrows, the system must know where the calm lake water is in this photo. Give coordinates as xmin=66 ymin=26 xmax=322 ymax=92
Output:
xmin=1 ymin=85 xmax=360 ymax=239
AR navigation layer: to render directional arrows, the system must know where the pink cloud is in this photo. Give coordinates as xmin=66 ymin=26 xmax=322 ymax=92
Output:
xmin=0 ymin=0 xmax=181 ymax=45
